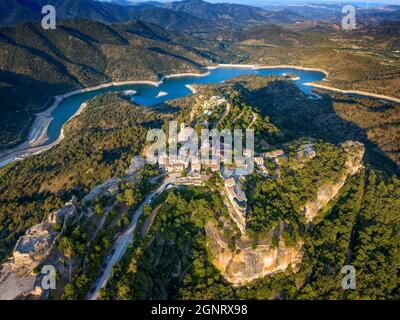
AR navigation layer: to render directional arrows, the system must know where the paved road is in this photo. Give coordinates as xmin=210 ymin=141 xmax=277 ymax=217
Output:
xmin=87 ymin=174 xmax=176 ymax=300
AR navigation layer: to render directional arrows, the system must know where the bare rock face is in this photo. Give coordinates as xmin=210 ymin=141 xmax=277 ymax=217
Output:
xmin=0 ymin=264 xmax=36 ymax=300
xmin=12 ymin=223 xmax=54 ymax=273
xmin=207 ymin=141 xmax=365 ymax=287
xmin=206 ymin=224 xmax=303 ymax=287
xmin=47 ymin=196 xmax=78 ymax=225
xmin=0 ymin=198 xmax=78 ymax=300
xmin=302 ymin=141 xmax=365 ymax=222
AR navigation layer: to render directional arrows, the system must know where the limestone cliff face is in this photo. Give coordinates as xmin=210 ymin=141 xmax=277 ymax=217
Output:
xmin=301 ymin=141 xmax=365 ymax=222
xmin=207 ymin=141 xmax=365 ymax=287
xmin=206 ymin=224 xmax=303 ymax=287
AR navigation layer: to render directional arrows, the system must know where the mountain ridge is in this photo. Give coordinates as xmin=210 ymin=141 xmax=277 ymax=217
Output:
xmin=0 ymin=18 xmax=227 ymax=149
xmin=0 ymin=0 xmax=304 ymax=29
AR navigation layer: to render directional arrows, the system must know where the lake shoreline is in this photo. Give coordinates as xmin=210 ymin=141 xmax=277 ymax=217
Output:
xmin=1 ymin=63 xmax=399 ymax=167
xmin=213 ymin=64 xmax=330 ymax=77
xmin=0 ymin=69 xmax=214 ymax=167
xmin=305 ymin=83 xmax=400 ymax=104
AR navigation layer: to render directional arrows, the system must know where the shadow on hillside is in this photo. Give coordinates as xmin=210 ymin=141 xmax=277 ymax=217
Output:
xmin=240 ymin=80 xmax=399 ymax=175
xmin=60 ymin=25 xmax=129 ymax=46
xmin=123 ymin=21 xmax=171 ymax=42
xmin=148 ymin=47 xmax=203 ymax=68
xmin=0 ymin=70 xmax=75 ymax=92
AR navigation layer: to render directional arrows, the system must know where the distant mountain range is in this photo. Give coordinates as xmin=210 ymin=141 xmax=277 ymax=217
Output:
xmin=263 ymin=2 xmax=400 ymax=24
xmin=0 ymin=0 xmax=306 ymax=30
xmin=3 ymin=0 xmax=399 ymax=31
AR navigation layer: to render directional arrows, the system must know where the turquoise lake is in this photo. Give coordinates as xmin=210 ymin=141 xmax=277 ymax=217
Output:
xmin=47 ymin=67 xmax=326 ymax=144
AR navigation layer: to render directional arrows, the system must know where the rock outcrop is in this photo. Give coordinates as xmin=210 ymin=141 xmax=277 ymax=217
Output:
xmin=206 ymin=223 xmax=302 ymax=287
xmin=207 ymin=141 xmax=365 ymax=287
xmin=0 ymin=198 xmax=78 ymax=300
xmin=12 ymin=223 xmax=54 ymax=274
xmin=301 ymin=141 xmax=365 ymax=222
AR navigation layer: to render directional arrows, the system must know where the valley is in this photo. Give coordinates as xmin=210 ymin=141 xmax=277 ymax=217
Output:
xmin=0 ymin=75 xmax=399 ymax=300
xmin=0 ymin=0 xmax=399 ymax=303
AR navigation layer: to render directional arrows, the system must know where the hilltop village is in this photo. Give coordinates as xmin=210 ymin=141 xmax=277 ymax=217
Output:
xmin=149 ymin=117 xmax=316 ymax=234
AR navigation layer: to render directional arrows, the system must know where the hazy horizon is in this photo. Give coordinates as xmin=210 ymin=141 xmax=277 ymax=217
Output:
xmin=126 ymin=0 xmax=400 ymax=5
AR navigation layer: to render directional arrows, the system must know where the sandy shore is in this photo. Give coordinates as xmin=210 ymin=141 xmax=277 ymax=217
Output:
xmin=212 ymin=63 xmax=330 ymax=77
xmin=1 ymin=63 xmax=399 ymax=168
xmin=306 ymin=83 xmax=400 ymax=104
xmin=214 ymin=63 xmax=400 ymax=102
xmin=254 ymin=64 xmax=329 ymax=77
xmin=215 ymin=64 xmax=256 ymax=69
xmin=0 ymin=71 xmax=210 ymax=168
xmin=0 ymin=102 xmax=88 ymax=167
xmin=185 ymin=84 xmax=198 ymax=94
xmin=162 ymin=70 xmax=211 ymax=80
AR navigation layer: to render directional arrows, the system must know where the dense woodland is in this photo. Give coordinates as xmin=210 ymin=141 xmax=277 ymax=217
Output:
xmin=245 ymin=141 xmax=347 ymax=241
xmin=101 ymin=187 xmax=233 ymax=300
xmin=101 ymin=169 xmax=400 ymax=300
xmin=0 ymin=93 xmax=168 ymax=262
xmin=96 ymin=78 xmax=400 ymax=300
xmin=0 ymin=74 xmax=399 ymax=300
xmin=0 ymin=19 xmax=227 ymax=148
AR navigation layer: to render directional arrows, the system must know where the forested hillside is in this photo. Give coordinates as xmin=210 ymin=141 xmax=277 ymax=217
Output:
xmin=0 ymin=93 xmax=170 ymax=262
xmin=0 ymin=19 xmax=227 ymax=149
xmin=97 ymin=77 xmax=400 ymax=300
xmin=46 ymin=76 xmax=395 ymax=301
xmin=101 ymin=170 xmax=400 ymax=300
xmin=0 ymin=75 xmax=399 ymax=300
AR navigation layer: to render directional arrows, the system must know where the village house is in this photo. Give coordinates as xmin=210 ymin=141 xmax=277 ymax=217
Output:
xmin=254 ymin=157 xmax=268 ymax=175
xmin=205 ymin=161 xmax=220 ymax=172
xmin=224 ymin=177 xmax=247 ymax=233
xmin=224 ymin=177 xmax=247 ymax=212
xmin=191 ymin=159 xmax=201 ymax=173
xmin=243 ymin=148 xmax=253 ymax=158
xmin=296 ymin=143 xmax=316 ymax=160
xmin=159 ymin=154 xmax=190 ymax=173
xmin=203 ymin=96 xmax=227 ymax=109
xmin=254 ymin=157 xmax=264 ymax=166
xmin=166 ymin=162 xmax=187 ymax=173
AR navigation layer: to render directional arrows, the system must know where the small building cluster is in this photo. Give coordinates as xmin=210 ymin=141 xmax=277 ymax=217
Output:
xmin=159 ymin=154 xmax=189 ymax=173
xmin=296 ymin=143 xmax=316 ymax=160
xmin=203 ymin=95 xmax=228 ymax=116
xmin=148 ymin=117 xmax=291 ymax=233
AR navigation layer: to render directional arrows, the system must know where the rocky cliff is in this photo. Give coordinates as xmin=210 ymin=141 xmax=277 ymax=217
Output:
xmin=206 ymin=223 xmax=302 ymax=287
xmin=0 ymin=198 xmax=78 ymax=300
xmin=301 ymin=141 xmax=365 ymax=222
xmin=207 ymin=141 xmax=365 ymax=287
